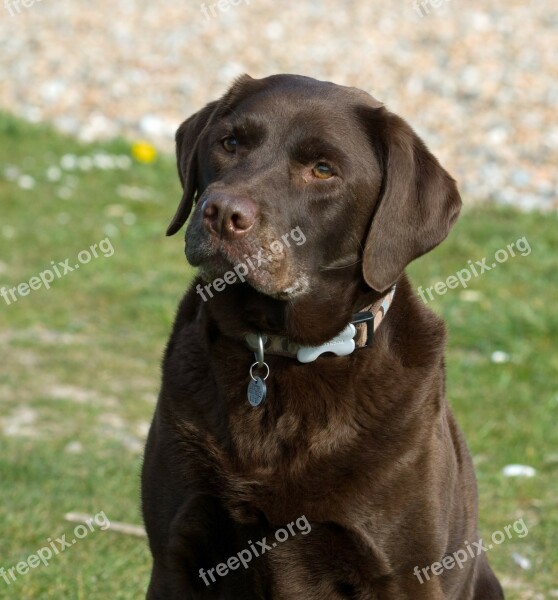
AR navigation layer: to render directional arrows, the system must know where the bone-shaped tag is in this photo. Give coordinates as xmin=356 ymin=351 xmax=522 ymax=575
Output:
xmin=297 ymin=324 xmax=356 ymax=363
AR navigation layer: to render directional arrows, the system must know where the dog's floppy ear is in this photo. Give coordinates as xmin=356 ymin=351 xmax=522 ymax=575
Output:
xmin=166 ymin=101 xmax=219 ymax=236
xmin=362 ymin=107 xmax=462 ymax=292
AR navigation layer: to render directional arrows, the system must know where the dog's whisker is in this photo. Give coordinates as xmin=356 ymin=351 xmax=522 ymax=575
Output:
xmin=319 ymin=258 xmax=362 ymax=271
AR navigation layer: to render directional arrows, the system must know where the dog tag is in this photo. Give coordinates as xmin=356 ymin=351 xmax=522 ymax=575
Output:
xmin=247 ymin=377 xmax=267 ymax=407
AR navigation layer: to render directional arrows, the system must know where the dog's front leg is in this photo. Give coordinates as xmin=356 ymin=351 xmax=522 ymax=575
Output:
xmin=374 ymin=573 xmax=445 ymax=600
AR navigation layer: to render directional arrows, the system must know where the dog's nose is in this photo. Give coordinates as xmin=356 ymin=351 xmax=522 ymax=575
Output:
xmin=202 ymin=194 xmax=258 ymax=239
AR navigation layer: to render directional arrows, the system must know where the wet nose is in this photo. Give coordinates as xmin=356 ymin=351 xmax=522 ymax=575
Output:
xmin=202 ymin=193 xmax=259 ymax=240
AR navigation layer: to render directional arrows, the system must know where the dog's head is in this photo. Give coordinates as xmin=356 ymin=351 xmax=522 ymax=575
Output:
xmin=168 ymin=74 xmax=461 ymax=340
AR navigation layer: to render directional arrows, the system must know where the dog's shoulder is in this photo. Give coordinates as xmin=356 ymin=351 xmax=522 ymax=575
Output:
xmin=382 ymin=274 xmax=448 ymax=369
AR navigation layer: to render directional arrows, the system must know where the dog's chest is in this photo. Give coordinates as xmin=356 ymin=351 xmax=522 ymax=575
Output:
xmin=216 ymin=366 xmax=380 ymax=523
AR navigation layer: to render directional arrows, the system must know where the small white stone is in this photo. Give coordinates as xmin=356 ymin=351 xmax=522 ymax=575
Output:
xmin=487 ymin=127 xmax=508 ymax=145
xmin=461 ymin=290 xmax=482 ymax=302
xmin=17 ymin=175 xmax=35 ymax=190
xmin=23 ymin=107 xmax=42 ymax=123
xmin=65 ymin=441 xmax=84 ymax=454
xmin=92 ymin=153 xmax=116 ymax=170
xmin=3 ymin=165 xmax=19 ymax=180
xmin=40 ymin=80 xmax=66 ymax=103
xmin=57 ymin=187 xmax=73 ymax=199
xmin=511 ymin=552 xmax=532 ymax=570
xmin=64 ymin=175 xmax=79 ymax=188
xmin=105 ymin=204 xmax=126 ymax=217
xmin=61 ymin=154 xmax=78 ymax=170
xmin=139 ymin=115 xmax=174 ymax=137
xmin=136 ymin=421 xmax=151 ymax=437
xmin=491 ymin=351 xmax=510 ymax=364
xmin=2 ymin=226 xmax=16 ymax=239
xmin=78 ymin=156 xmax=94 ymax=171
xmin=46 ymin=166 xmax=62 ymax=181
xmin=103 ymin=223 xmax=120 ymax=237
xmin=265 ymin=22 xmax=284 ymax=40
xmin=116 ymin=185 xmax=152 ymax=201
xmin=122 ymin=212 xmax=136 ymax=225
xmin=502 ymin=464 xmax=536 ymax=478
xmin=78 ymin=114 xmax=118 ymax=143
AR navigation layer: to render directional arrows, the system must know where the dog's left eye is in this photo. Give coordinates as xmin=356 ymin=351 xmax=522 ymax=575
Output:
xmin=222 ymin=135 xmax=238 ymax=153
xmin=312 ymin=162 xmax=333 ymax=179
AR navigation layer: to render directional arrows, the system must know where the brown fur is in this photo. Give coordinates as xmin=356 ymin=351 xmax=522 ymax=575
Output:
xmin=141 ymin=74 xmax=504 ymax=599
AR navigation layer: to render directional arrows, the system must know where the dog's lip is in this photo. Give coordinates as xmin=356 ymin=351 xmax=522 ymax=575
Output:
xmin=190 ymin=242 xmax=309 ymax=300
xmin=186 ymin=225 xmax=308 ymax=297
xmin=198 ymin=254 xmax=247 ymax=282
xmin=188 ymin=237 xmax=250 ymax=268
xmin=191 ymin=241 xmax=255 ymax=282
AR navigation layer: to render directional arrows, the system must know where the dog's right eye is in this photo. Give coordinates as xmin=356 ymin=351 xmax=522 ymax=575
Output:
xmin=222 ymin=136 xmax=238 ymax=153
xmin=312 ymin=162 xmax=334 ymax=179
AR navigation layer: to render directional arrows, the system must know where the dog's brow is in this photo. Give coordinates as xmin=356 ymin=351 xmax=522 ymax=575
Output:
xmin=291 ymin=136 xmax=347 ymax=164
xmin=231 ymin=116 xmax=267 ymax=133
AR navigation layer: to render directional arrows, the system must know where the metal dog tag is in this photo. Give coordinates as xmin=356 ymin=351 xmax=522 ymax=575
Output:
xmin=247 ymin=377 xmax=267 ymax=407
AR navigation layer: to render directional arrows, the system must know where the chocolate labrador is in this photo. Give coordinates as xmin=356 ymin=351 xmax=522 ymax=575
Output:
xmin=141 ymin=74 xmax=504 ymax=599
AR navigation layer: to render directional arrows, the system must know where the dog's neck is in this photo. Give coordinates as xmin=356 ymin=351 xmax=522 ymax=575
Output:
xmin=200 ymin=278 xmax=397 ymax=362
xmin=245 ymin=285 xmax=396 ymax=363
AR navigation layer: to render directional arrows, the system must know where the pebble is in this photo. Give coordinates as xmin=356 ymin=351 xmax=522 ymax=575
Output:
xmin=46 ymin=166 xmax=62 ymax=181
xmin=60 ymin=154 xmax=78 ymax=170
xmin=511 ymin=552 xmax=532 ymax=570
xmin=3 ymin=166 xmax=19 ymax=181
xmin=64 ymin=441 xmax=84 ymax=454
xmin=122 ymin=212 xmax=137 ymax=226
xmin=461 ymin=290 xmax=482 ymax=302
xmin=56 ymin=187 xmax=73 ymax=200
xmin=2 ymin=226 xmax=16 ymax=239
xmin=117 ymin=185 xmax=153 ymax=201
xmin=502 ymin=464 xmax=537 ymax=477
xmin=77 ymin=156 xmax=94 ymax=171
xmin=17 ymin=175 xmax=35 ymax=190
xmin=103 ymin=223 xmax=120 ymax=237
xmin=0 ymin=1 xmax=556 ymax=212
xmin=491 ymin=351 xmax=510 ymax=364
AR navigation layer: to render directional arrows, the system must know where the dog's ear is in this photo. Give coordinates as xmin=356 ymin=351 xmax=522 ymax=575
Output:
xmin=166 ymin=101 xmax=219 ymax=236
xmin=361 ymin=107 xmax=462 ymax=292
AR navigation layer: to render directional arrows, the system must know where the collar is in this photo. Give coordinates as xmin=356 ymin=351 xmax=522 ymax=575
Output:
xmin=245 ymin=284 xmax=396 ymax=363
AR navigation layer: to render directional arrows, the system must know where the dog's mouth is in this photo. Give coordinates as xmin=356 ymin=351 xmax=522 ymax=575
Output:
xmin=186 ymin=230 xmax=309 ymax=300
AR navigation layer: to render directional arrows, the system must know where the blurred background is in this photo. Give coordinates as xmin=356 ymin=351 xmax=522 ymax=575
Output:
xmin=0 ymin=1 xmax=556 ymax=598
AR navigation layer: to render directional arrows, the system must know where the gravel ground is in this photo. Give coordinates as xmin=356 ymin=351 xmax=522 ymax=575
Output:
xmin=0 ymin=0 xmax=556 ymax=211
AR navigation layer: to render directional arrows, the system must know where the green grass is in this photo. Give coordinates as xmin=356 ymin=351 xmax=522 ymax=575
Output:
xmin=0 ymin=112 xmax=556 ymax=599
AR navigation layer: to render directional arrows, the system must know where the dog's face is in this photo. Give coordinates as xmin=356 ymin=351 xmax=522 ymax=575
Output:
xmin=168 ymin=74 xmax=461 ymax=339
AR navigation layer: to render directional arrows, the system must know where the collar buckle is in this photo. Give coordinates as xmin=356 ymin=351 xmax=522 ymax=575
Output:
xmin=351 ymin=311 xmax=375 ymax=347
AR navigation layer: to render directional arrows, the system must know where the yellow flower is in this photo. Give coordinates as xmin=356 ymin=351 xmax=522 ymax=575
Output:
xmin=131 ymin=141 xmax=157 ymax=163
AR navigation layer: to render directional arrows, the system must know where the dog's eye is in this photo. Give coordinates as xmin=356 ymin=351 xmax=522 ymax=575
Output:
xmin=222 ymin=135 xmax=238 ymax=153
xmin=312 ymin=162 xmax=333 ymax=179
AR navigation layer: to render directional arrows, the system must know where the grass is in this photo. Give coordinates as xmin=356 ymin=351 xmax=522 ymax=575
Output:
xmin=0 ymin=112 xmax=556 ymax=599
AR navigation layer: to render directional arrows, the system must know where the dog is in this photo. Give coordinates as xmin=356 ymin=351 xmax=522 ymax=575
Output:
xmin=141 ymin=74 xmax=504 ymax=599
